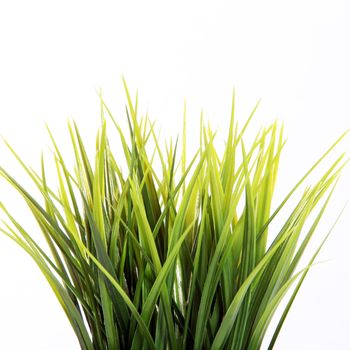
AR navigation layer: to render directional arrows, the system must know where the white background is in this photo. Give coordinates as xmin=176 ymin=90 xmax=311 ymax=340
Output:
xmin=0 ymin=1 xmax=350 ymax=349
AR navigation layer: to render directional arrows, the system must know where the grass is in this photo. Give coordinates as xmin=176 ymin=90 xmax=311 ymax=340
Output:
xmin=0 ymin=81 xmax=347 ymax=349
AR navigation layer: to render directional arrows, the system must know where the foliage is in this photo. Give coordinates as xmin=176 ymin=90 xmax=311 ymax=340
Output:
xmin=0 ymin=82 xmax=346 ymax=349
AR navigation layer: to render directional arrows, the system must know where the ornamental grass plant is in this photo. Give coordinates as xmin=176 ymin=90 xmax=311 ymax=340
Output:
xmin=0 ymin=82 xmax=346 ymax=349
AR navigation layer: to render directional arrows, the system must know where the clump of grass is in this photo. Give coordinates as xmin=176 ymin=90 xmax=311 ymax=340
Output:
xmin=0 ymin=82 xmax=346 ymax=350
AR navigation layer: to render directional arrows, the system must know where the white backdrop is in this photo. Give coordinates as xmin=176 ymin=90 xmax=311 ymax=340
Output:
xmin=0 ymin=1 xmax=350 ymax=349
